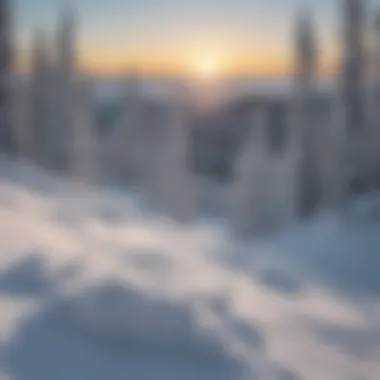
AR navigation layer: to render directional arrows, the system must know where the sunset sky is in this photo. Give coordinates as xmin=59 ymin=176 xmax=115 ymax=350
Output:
xmin=14 ymin=0 xmax=380 ymax=78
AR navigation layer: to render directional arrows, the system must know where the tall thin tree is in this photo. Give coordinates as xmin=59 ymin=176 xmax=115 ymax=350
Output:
xmin=0 ymin=0 xmax=14 ymax=154
xmin=293 ymin=9 xmax=322 ymax=218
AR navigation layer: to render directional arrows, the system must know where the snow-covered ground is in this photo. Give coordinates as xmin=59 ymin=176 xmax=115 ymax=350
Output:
xmin=1 ymin=158 xmax=380 ymax=380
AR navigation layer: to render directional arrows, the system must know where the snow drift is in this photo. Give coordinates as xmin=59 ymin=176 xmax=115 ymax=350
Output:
xmin=1 ymin=158 xmax=380 ymax=380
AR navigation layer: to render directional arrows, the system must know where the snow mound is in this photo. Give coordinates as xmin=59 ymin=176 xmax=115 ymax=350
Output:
xmin=1 ymin=159 xmax=380 ymax=380
xmin=0 ymin=252 xmax=52 ymax=297
xmin=65 ymin=280 xmax=221 ymax=351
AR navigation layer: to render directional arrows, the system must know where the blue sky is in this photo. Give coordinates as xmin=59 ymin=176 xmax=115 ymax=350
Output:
xmin=13 ymin=0 xmax=380 ymax=76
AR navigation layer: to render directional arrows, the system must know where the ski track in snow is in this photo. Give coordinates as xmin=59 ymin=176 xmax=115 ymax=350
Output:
xmin=0 ymin=159 xmax=380 ymax=380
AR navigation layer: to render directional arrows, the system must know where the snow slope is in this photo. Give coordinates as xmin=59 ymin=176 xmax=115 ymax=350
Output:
xmin=0 ymin=158 xmax=380 ymax=380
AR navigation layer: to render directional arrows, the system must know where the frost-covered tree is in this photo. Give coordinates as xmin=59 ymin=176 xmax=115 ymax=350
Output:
xmin=269 ymin=108 xmax=300 ymax=228
xmin=341 ymin=0 xmax=366 ymax=135
xmin=232 ymin=109 xmax=274 ymax=236
xmin=0 ymin=0 xmax=14 ymax=154
xmin=53 ymin=4 xmax=77 ymax=172
xmin=12 ymin=77 xmax=32 ymax=159
xmin=154 ymin=95 xmax=195 ymax=222
xmin=107 ymin=73 xmax=145 ymax=184
xmin=369 ymin=12 xmax=380 ymax=187
xmin=340 ymin=0 xmax=370 ymax=193
xmin=30 ymin=29 xmax=54 ymax=166
xmin=72 ymin=80 xmax=98 ymax=182
xmin=293 ymin=9 xmax=322 ymax=218
xmin=318 ymin=98 xmax=349 ymax=206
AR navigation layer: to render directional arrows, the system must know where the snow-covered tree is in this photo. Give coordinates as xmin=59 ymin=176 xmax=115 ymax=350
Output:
xmin=339 ymin=0 xmax=370 ymax=193
xmin=269 ymin=108 xmax=300 ymax=228
xmin=293 ymin=9 xmax=322 ymax=218
xmin=318 ymin=98 xmax=348 ymax=207
xmin=154 ymin=95 xmax=195 ymax=222
xmin=52 ymin=4 xmax=77 ymax=172
xmin=0 ymin=0 xmax=14 ymax=154
xmin=29 ymin=29 xmax=55 ymax=166
xmin=12 ymin=78 xmax=32 ymax=159
xmin=106 ymin=73 xmax=146 ymax=185
xmin=71 ymin=80 xmax=98 ymax=182
xmin=232 ymin=109 xmax=274 ymax=236
xmin=369 ymin=12 xmax=380 ymax=187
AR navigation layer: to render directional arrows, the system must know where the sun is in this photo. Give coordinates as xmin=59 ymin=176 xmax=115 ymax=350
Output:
xmin=193 ymin=54 xmax=221 ymax=80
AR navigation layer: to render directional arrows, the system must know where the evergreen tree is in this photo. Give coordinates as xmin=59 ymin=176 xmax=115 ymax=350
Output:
xmin=340 ymin=0 xmax=370 ymax=194
xmin=155 ymin=95 xmax=195 ymax=222
xmin=72 ymin=80 xmax=98 ymax=182
xmin=370 ymin=12 xmax=380 ymax=187
xmin=0 ymin=0 xmax=14 ymax=154
xmin=54 ymin=4 xmax=77 ymax=171
xmin=30 ymin=29 xmax=53 ymax=165
xmin=232 ymin=110 xmax=273 ymax=236
xmin=293 ymin=9 xmax=322 ymax=218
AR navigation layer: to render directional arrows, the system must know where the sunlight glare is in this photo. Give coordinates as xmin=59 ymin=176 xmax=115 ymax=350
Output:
xmin=193 ymin=54 xmax=221 ymax=80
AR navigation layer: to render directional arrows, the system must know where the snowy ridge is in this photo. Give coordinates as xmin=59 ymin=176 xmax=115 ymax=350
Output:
xmin=1 ymin=158 xmax=380 ymax=380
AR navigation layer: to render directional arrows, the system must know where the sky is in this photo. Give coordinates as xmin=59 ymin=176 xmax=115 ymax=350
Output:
xmin=14 ymin=0 xmax=380 ymax=78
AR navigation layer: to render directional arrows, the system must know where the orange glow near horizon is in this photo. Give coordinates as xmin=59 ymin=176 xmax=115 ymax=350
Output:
xmin=16 ymin=44 xmax=340 ymax=80
xmin=69 ymin=28 xmax=341 ymax=79
xmin=79 ymin=54 xmax=339 ymax=80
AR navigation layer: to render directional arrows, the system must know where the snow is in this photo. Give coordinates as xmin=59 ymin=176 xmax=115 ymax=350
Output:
xmin=1 ymin=158 xmax=380 ymax=380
